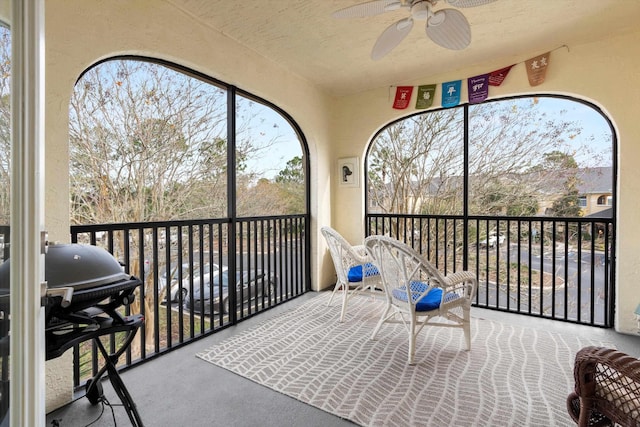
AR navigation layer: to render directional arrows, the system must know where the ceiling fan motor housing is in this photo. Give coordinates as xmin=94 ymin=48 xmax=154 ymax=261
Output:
xmin=411 ymin=1 xmax=430 ymax=20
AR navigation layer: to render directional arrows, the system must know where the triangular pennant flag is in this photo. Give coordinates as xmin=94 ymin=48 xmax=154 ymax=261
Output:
xmin=467 ymin=74 xmax=489 ymax=104
xmin=442 ymin=80 xmax=461 ymax=108
xmin=488 ymin=65 xmax=514 ymax=86
xmin=525 ymin=52 xmax=551 ymax=86
xmin=415 ymin=84 xmax=437 ymax=109
xmin=392 ymin=86 xmax=414 ymax=109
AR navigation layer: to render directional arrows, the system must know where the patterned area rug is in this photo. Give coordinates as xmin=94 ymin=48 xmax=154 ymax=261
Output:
xmin=196 ymin=292 xmax=611 ymax=426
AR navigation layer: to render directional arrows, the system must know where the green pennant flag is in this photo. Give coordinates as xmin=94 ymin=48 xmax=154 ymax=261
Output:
xmin=415 ymin=84 xmax=437 ymax=109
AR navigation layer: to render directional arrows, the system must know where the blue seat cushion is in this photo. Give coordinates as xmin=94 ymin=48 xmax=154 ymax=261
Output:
xmin=347 ymin=263 xmax=379 ymax=282
xmin=392 ymin=281 xmax=455 ymax=312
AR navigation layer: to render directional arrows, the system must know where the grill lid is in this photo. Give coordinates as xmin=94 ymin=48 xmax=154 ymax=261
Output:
xmin=45 ymin=244 xmax=130 ymax=290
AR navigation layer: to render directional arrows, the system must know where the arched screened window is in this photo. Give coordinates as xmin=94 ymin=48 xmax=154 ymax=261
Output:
xmin=367 ymin=96 xmax=614 ymax=218
xmin=0 ymin=25 xmax=9 ymax=226
xmin=70 ymin=57 xmax=307 ymax=225
xmin=366 ymin=95 xmax=616 ymax=327
xmin=0 ymin=19 xmax=9 ymax=424
xmin=67 ymin=57 xmax=311 ymax=375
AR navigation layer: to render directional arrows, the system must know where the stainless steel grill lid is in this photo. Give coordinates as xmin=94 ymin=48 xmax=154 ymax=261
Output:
xmin=45 ymin=244 xmax=130 ymax=290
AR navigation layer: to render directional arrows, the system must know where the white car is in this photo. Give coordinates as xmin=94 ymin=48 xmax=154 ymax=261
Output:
xmin=479 ymin=233 xmax=505 ymax=248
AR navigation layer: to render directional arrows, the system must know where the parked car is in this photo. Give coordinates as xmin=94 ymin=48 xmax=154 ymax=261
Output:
xmin=162 ymin=262 xmax=227 ymax=302
xmin=479 ymin=232 xmax=506 ymax=248
xmin=186 ymin=269 xmax=277 ymax=314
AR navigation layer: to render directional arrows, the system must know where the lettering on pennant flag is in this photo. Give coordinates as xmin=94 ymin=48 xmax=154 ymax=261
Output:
xmin=442 ymin=80 xmax=461 ymax=108
xmin=415 ymin=84 xmax=437 ymax=109
xmin=468 ymin=74 xmax=489 ymax=104
xmin=525 ymin=52 xmax=551 ymax=86
xmin=488 ymin=65 xmax=514 ymax=86
xmin=392 ymin=86 xmax=414 ymax=109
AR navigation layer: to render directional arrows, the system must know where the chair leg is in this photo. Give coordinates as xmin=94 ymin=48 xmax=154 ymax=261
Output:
xmin=463 ymin=305 xmax=471 ymax=351
xmin=371 ymin=304 xmax=391 ymax=340
xmin=408 ymin=312 xmax=417 ymax=365
xmin=327 ymin=281 xmax=343 ymax=306
xmin=339 ymin=285 xmax=349 ymax=322
xmin=577 ymin=398 xmax=593 ymax=427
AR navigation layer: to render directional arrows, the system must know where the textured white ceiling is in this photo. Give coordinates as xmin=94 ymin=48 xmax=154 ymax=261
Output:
xmin=166 ymin=0 xmax=640 ymax=96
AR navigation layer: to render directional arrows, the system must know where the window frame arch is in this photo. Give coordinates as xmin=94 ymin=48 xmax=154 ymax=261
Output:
xmin=365 ymin=93 xmax=617 ymax=220
xmin=74 ymin=55 xmax=311 ymax=221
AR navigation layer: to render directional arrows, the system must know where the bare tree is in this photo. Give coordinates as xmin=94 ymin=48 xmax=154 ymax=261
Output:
xmin=69 ymin=60 xmax=234 ymax=224
xmin=467 ymin=98 xmax=584 ymax=215
xmin=368 ymin=98 xmax=590 ymax=216
xmin=0 ymin=27 xmax=10 ymax=226
xmin=368 ymin=109 xmax=464 ymax=215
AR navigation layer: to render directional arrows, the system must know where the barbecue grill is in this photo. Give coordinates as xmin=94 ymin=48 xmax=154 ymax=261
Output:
xmin=0 ymin=243 xmax=145 ymax=426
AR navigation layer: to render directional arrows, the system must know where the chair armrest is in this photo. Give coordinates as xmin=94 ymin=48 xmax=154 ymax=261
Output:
xmin=351 ymin=244 xmax=371 ymax=263
xmin=443 ymin=271 xmax=477 ymax=299
xmin=574 ymin=346 xmax=640 ymax=394
xmin=573 ymin=346 xmax=640 ymax=426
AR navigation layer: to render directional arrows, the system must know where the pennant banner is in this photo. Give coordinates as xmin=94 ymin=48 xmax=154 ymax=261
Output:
xmin=392 ymin=86 xmax=414 ymax=109
xmin=467 ymin=73 xmax=489 ymax=104
xmin=390 ymin=46 xmax=562 ymax=108
xmin=442 ymin=80 xmax=461 ymax=108
xmin=415 ymin=84 xmax=436 ymax=109
xmin=488 ymin=65 xmax=514 ymax=86
xmin=525 ymin=52 xmax=550 ymax=86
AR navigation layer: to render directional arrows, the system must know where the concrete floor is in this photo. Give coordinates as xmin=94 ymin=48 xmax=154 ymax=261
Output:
xmin=47 ymin=293 xmax=358 ymax=427
xmin=46 ymin=292 xmax=640 ymax=427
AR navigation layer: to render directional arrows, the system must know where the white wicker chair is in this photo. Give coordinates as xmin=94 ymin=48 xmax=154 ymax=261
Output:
xmin=321 ymin=226 xmax=381 ymax=322
xmin=364 ymin=235 xmax=477 ymax=365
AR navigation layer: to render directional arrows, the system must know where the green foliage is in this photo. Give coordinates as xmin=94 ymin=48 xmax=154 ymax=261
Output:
xmin=275 ymin=156 xmax=304 ymax=184
xmin=542 ymin=150 xmax=578 ymax=169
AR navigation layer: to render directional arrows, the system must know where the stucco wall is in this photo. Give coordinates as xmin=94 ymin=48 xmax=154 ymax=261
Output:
xmin=329 ymin=31 xmax=640 ymax=336
xmin=43 ymin=0 xmax=335 ymax=411
xmin=42 ymin=0 xmax=639 ymax=411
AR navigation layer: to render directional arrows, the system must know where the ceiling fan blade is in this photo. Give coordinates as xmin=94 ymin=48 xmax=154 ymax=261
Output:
xmin=371 ymin=17 xmax=414 ymax=60
xmin=445 ymin=0 xmax=497 ymax=7
xmin=332 ymin=0 xmax=402 ymax=19
xmin=426 ymin=9 xmax=471 ymax=50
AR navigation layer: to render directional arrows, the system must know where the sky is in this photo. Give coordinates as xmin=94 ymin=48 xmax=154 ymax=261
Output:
xmin=533 ymin=97 xmax=613 ymax=168
xmin=244 ymin=94 xmax=614 ymax=181
xmin=240 ymin=102 xmax=303 ymax=180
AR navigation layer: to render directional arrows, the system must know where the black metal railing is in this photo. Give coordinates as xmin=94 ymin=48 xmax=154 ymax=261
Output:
xmin=367 ymin=213 xmax=615 ymax=328
xmin=70 ymin=214 xmax=309 ymax=389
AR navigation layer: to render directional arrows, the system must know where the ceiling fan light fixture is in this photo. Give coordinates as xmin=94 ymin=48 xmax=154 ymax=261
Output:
xmin=411 ymin=1 xmax=429 ymax=20
xmin=428 ymin=10 xmax=446 ymax=26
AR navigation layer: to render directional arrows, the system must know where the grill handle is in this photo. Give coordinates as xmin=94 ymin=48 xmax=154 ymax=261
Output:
xmin=45 ymin=286 xmax=74 ymax=308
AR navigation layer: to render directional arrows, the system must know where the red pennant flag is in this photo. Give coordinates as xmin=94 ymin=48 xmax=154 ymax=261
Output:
xmin=392 ymin=86 xmax=414 ymax=109
xmin=488 ymin=65 xmax=514 ymax=86
xmin=525 ymin=52 xmax=551 ymax=86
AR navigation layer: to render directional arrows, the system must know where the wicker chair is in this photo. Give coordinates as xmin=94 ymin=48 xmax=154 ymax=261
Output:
xmin=567 ymin=346 xmax=640 ymax=427
xmin=363 ymin=235 xmax=477 ymax=365
xmin=320 ymin=226 xmax=381 ymax=322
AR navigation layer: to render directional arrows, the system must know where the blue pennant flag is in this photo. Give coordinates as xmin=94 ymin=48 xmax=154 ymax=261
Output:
xmin=442 ymin=80 xmax=461 ymax=108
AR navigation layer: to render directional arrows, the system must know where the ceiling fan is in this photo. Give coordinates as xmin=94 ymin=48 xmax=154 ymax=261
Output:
xmin=332 ymin=0 xmax=496 ymax=60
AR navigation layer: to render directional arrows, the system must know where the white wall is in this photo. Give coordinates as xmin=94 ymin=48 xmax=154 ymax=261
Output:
xmin=42 ymin=0 xmax=640 ymax=411
xmin=330 ymin=31 xmax=640 ymax=336
xmin=43 ymin=0 xmax=335 ymax=411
